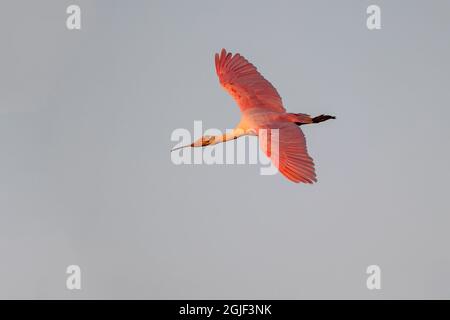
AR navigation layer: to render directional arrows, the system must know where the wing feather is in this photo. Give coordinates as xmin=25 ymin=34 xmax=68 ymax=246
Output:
xmin=215 ymin=49 xmax=285 ymax=113
xmin=259 ymin=123 xmax=317 ymax=183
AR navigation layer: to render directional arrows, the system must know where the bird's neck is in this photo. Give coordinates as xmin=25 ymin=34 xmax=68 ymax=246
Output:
xmin=215 ymin=128 xmax=246 ymax=144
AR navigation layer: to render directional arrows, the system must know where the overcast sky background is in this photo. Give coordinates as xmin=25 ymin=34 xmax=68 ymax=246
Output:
xmin=1 ymin=0 xmax=450 ymax=299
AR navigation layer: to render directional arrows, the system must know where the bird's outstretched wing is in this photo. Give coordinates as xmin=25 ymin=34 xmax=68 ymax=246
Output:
xmin=215 ymin=49 xmax=285 ymax=113
xmin=260 ymin=123 xmax=317 ymax=183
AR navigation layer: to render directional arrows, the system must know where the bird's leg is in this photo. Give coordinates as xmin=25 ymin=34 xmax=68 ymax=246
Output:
xmin=311 ymin=114 xmax=336 ymax=123
xmin=292 ymin=113 xmax=336 ymax=126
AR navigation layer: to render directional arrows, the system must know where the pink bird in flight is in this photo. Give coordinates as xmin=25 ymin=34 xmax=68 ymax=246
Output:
xmin=172 ymin=49 xmax=335 ymax=183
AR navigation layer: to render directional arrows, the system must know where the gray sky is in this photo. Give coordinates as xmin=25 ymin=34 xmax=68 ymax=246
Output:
xmin=1 ymin=0 xmax=450 ymax=299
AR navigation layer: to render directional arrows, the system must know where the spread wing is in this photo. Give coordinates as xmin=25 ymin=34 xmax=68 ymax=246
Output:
xmin=259 ymin=123 xmax=317 ymax=184
xmin=215 ymin=48 xmax=285 ymax=113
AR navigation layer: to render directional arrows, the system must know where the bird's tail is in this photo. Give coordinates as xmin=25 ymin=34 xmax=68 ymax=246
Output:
xmin=291 ymin=113 xmax=336 ymax=125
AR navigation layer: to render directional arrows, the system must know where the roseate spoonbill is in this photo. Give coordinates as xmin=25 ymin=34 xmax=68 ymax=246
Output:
xmin=172 ymin=49 xmax=335 ymax=183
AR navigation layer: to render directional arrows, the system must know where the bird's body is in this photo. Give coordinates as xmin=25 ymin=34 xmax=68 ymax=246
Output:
xmin=173 ymin=49 xmax=335 ymax=183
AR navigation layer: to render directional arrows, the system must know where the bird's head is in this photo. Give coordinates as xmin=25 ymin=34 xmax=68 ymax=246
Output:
xmin=192 ymin=135 xmax=216 ymax=147
xmin=171 ymin=135 xmax=216 ymax=152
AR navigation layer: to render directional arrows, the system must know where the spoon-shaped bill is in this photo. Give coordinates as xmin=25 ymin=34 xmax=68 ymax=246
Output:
xmin=171 ymin=143 xmax=193 ymax=152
